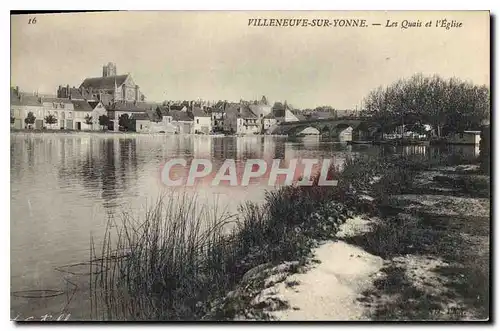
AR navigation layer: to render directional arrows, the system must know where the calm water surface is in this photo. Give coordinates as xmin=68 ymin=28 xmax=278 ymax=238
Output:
xmin=10 ymin=132 xmax=479 ymax=320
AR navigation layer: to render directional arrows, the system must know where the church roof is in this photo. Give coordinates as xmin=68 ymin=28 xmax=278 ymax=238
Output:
xmin=80 ymin=74 xmax=129 ymax=90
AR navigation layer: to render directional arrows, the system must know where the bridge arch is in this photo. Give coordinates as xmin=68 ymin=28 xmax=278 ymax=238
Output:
xmin=279 ymin=120 xmax=365 ymax=137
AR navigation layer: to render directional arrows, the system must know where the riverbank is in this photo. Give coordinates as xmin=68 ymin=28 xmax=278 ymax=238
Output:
xmin=237 ymin=155 xmax=490 ymax=321
xmin=90 ymin=153 xmax=490 ymax=321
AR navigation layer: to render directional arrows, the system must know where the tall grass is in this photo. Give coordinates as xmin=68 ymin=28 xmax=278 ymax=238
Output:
xmin=90 ymin=167 xmax=348 ymax=321
xmin=90 ymin=193 xmax=238 ymax=320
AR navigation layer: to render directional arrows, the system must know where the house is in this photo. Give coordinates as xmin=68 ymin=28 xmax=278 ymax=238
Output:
xmin=130 ymin=113 xmax=152 ymax=133
xmin=262 ymin=112 xmax=278 ymax=133
xmin=272 ymin=101 xmax=300 ymax=123
xmin=223 ymin=104 xmax=260 ymax=135
xmin=71 ymin=100 xmax=94 ymax=130
xmin=446 ymin=131 xmax=482 ymax=145
xmin=211 ymin=106 xmax=225 ymax=132
xmin=170 ymin=110 xmax=194 ymax=134
xmin=88 ymin=101 xmax=108 ymax=130
xmin=191 ymin=106 xmax=212 ymax=134
xmin=106 ymin=101 xmax=152 ymax=132
xmin=249 ymin=104 xmax=272 ymax=120
xmin=10 ymin=88 xmax=45 ymax=129
xmin=40 ymin=97 xmax=74 ymax=129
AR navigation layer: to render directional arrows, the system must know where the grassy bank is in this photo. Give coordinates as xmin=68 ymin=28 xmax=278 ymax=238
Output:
xmin=338 ymin=154 xmax=490 ymax=320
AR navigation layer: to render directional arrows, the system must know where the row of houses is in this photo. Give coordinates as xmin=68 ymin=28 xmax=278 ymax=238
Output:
xmin=10 ymin=87 xmax=212 ymax=134
xmin=11 ymin=85 xmax=316 ymax=135
xmin=10 ymin=87 xmax=108 ymax=131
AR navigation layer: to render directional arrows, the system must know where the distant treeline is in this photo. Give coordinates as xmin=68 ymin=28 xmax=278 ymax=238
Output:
xmin=361 ymin=74 xmax=490 ymax=136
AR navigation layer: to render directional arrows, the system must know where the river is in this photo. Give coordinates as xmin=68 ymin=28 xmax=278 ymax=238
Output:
xmin=10 ymin=132 xmax=479 ymax=320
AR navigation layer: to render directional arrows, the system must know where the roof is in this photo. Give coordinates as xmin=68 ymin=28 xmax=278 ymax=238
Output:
xmin=20 ymin=95 xmax=42 ymax=107
xmin=71 ymin=100 xmax=93 ymax=111
xmin=170 ymin=110 xmax=193 ymax=122
xmin=156 ymin=106 xmax=170 ymax=117
xmin=229 ymin=105 xmax=258 ymax=119
xmin=130 ymin=113 xmax=150 ymax=121
xmin=69 ymin=88 xmax=84 ymax=100
xmin=88 ymin=101 xmax=101 ymax=109
xmin=192 ymin=106 xmax=211 ymax=118
xmin=42 ymin=97 xmax=73 ymax=104
xmin=80 ymin=74 xmax=129 ymax=90
xmin=99 ymin=93 xmax=114 ymax=106
xmin=263 ymin=113 xmax=276 ymax=119
xmin=213 ymin=101 xmax=226 ymax=110
xmin=169 ymin=104 xmax=187 ymax=111
xmin=10 ymin=88 xmax=22 ymax=106
xmin=292 ymin=112 xmax=307 ymax=121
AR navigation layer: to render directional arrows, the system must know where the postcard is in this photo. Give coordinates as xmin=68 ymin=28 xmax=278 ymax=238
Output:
xmin=10 ymin=10 xmax=490 ymax=321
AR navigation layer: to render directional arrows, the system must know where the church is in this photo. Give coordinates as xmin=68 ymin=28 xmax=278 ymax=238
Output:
xmin=57 ymin=62 xmax=145 ymax=105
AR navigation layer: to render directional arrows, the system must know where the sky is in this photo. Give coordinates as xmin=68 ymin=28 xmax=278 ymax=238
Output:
xmin=11 ymin=11 xmax=490 ymax=109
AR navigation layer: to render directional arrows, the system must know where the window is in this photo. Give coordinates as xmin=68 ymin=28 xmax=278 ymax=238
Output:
xmin=140 ymin=124 xmax=143 ymax=130
xmin=197 ymin=119 xmax=199 ymax=124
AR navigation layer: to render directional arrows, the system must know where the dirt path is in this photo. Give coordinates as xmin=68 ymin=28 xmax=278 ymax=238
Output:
xmin=249 ymin=216 xmax=385 ymax=321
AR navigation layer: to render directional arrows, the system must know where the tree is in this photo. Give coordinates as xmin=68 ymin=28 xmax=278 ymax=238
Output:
xmin=363 ymin=74 xmax=490 ymax=137
xmin=119 ymin=113 xmax=131 ymax=131
xmin=84 ymin=114 xmax=93 ymax=125
xmin=24 ymin=112 xmax=36 ymax=127
xmin=156 ymin=108 xmax=163 ymax=122
xmin=44 ymin=114 xmax=57 ymax=126
xmin=98 ymin=114 xmax=110 ymax=130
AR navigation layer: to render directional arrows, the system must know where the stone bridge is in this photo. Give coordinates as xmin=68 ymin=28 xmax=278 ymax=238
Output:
xmin=270 ymin=117 xmax=377 ymax=137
